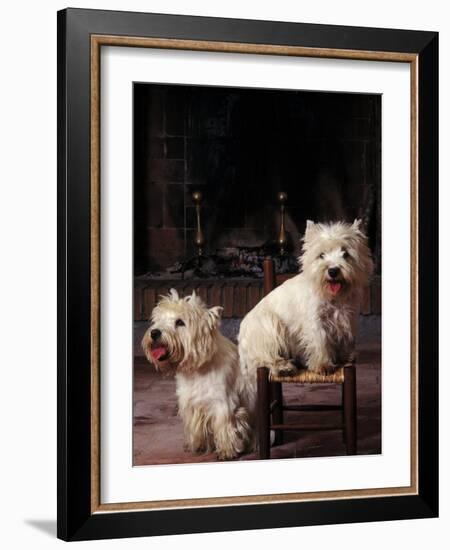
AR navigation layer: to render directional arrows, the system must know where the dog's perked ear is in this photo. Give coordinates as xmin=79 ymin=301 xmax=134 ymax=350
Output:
xmin=304 ymin=220 xmax=320 ymax=242
xmin=207 ymin=306 xmax=223 ymax=327
xmin=352 ymin=218 xmax=362 ymax=230
xmin=184 ymin=290 xmax=205 ymax=308
xmin=169 ymin=288 xmax=179 ymax=301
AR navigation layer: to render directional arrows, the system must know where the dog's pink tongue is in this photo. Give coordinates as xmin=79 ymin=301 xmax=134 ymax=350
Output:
xmin=329 ymin=282 xmax=342 ymax=295
xmin=151 ymin=347 xmax=167 ymax=360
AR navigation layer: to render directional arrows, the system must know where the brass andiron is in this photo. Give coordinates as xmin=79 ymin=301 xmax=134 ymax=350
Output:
xmin=192 ymin=190 xmax=205 ymax=256
xmin=277 ymin=191 xmax=288 ymax=255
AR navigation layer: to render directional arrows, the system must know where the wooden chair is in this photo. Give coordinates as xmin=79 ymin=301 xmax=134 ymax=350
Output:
xmin=257 ymin=258 xmax=357 ymax=459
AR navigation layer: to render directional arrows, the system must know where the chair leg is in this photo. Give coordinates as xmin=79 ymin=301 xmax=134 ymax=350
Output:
xmin=257 ymin=367 xmax=271 ymax=459
xmin=270 ymin=382 xmax=284 ymax=445
xmin=343 ymin=364 xmax=357 ymax=455
xmin=341 ymin=383 xmax=346 ymax=444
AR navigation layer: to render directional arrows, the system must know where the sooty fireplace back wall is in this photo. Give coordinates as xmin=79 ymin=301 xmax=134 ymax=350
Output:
xmin=133 ymin=83 xmax=381 ymax=277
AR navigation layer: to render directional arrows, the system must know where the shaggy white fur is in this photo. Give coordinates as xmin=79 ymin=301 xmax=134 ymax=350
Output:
xmin=238 ymin=219 xmax=374 ymax=386
xmin=142 ymin=289 xmax=252 ymax=460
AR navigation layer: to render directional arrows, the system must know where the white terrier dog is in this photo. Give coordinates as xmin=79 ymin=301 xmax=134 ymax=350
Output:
xmin=238 ymin=220 xmax=373 ymax=380
xmin=142 ymin=289 xmax=252 ymax=460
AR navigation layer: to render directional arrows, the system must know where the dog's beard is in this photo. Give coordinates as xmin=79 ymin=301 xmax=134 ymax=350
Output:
xmin=149 ymin=342 xmax=170 ymax=362
xmin=147 ymin=346 xmax=178 ymax=373
xmin=142 ymin=320 xmax=219 ymax=373
xmin=323 ymin=273 xmax=351 ymax=297
xmin=143 ymin=333 xmax=183 ymax=371
xmin=316 ymin=270 xmax=354 ymax=299
xmin=326 ymin=280 xmax=344 ymax=296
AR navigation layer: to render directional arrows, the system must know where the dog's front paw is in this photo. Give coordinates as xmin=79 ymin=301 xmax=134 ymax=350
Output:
xmin=272 ymin=361 xmax=299 ymax=378
xmin=317 ymin=364 xmax=338 ymax=376
xmin=184 ymin=441 xmax=207 ymax=454
xmin=216 ymin=449 xmax=238 ymax=461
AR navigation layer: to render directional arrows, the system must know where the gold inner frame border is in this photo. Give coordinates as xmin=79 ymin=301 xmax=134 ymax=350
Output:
xmin=89 ymin=34 xmax=419 ymax=514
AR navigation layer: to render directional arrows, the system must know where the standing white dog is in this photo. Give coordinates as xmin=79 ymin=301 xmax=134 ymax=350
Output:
xmin=142 ymin=289 xmax=252 ymax=460
xmin=238 ymin=220 xmax=373 ymax=380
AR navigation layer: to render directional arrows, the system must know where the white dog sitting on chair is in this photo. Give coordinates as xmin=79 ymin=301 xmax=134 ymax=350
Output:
xmin=142 ymin=289 xmax=252 ymax=460
xmin=238 ymin=220 xmax=373 ymax=383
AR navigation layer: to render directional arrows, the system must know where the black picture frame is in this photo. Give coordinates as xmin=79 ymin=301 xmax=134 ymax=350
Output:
xmin=57 ymin=7 xmax=438 ymax=541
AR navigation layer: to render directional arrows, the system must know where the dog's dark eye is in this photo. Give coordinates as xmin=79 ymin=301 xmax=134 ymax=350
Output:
xmin=342 ymin=250 xmax=350 ymax=259
xmin=319 ymin=253 xmax=325 ymax=259
xmin=175 ymin=319 xmax=185 ymax=328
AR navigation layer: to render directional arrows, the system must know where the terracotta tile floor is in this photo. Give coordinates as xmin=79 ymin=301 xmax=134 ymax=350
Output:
xmin=133 ymin=322 xmax=381 ymax=466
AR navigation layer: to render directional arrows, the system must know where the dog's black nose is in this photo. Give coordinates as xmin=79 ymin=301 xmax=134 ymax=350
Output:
xmin=328 ymin=267 xmax=340 ymax=279
xmin=150 ymin=329 xmax=161 ymax=340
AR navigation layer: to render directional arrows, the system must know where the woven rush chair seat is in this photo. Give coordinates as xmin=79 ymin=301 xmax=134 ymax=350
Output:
xmin=269 ymin=365 xmax=348 ymax=384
